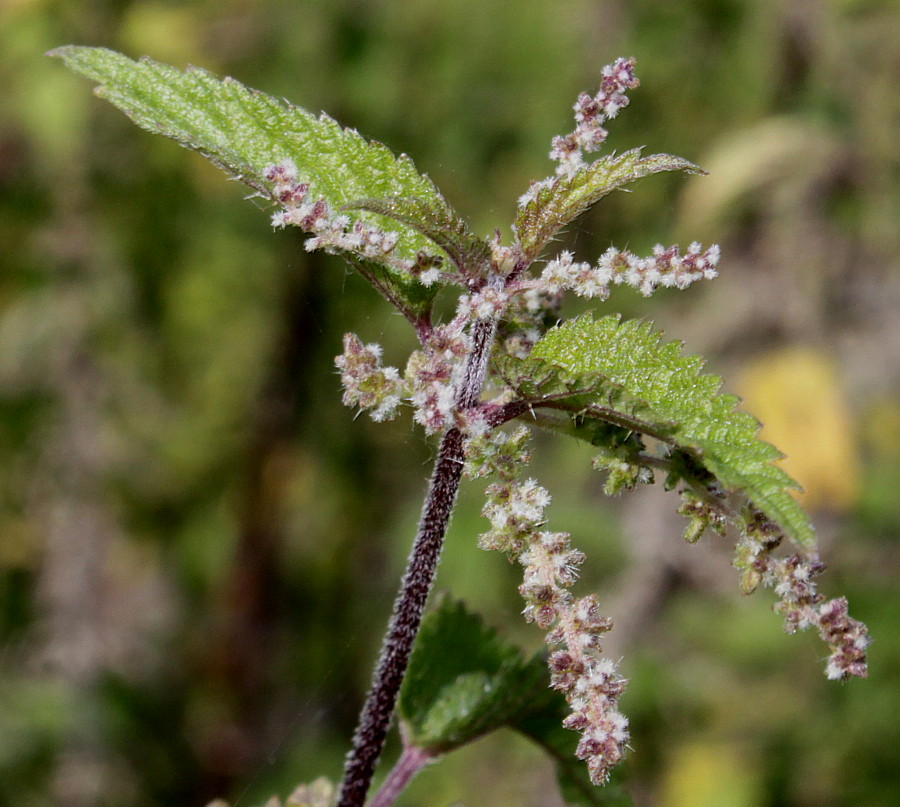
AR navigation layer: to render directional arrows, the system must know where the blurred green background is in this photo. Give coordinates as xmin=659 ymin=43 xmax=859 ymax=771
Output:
xmin=1 ymin=1 xmax=898 ymax=806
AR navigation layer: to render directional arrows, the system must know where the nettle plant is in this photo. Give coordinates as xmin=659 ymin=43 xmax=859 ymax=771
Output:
xmin=54 ymin=48 xmax=869 ymax=807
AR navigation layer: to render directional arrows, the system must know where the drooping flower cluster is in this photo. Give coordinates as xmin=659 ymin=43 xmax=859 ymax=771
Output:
xmin=263 ymin=161 xmax=407 ymax=269
xmin=549 ymin=57 xmax=640 ymax=177
xmin=465 ymin=427 xmax=630 ymax=785
xmin=815 ymin=596 xmax=870 ymax=681
xmin=326 ymin=51 xmax=866 ymax=794
xmin=767 ymin=555 xmax=869 ymax=680
xmin=526 ymin=242 xmax=720 ymax=301
xmin=334 ymin=334 xmax=405 ymax=422
xmin=730 ymin=510 xmax=869 ymax=680
xmin=335 ymin=320 xmax=477 ymax=434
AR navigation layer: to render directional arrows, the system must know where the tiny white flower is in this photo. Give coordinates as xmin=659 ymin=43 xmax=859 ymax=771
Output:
xmin=418 ymin=267 xmax=442 ymax=287
xmin=825 ymin=660 xmax=844 ymax=681
xmin=371 ymin=396 xmax=401 ymax=422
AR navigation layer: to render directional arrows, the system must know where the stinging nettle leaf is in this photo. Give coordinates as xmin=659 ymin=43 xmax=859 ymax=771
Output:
xmin=400 ymin=598 xmax=630 ymax=805
xmin=344 ymin=196 xmax=492 ymax=277
xmin=493 ymin=352 xmax=675 ymax=440
xmin=49 ymin=46 xmax=454 ymax=270
xmin=343 ymin=254 xmax=439 ymax=324
xmin=398 ymin=596 xmax=549 ymax=754
xmin=527 ymin=314 xmax=815 ymax=547
xmin=515 ymin=150 xmax=704 ymax=262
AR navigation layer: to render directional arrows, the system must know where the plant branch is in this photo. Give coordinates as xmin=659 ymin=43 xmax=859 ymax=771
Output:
xmin=336 ymin=314 xmax=498 ymax=807
xmin=368 ymin=744 xmax=434 ymax=807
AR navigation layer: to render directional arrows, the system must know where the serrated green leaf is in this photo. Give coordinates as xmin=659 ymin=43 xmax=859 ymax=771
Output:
xmin=515 ymin=150 xmax=703 ymax=262
xmin=398 ymin=596 xmax=548 ymax=753
xmin=50 ymin=46 xmax=452 ymax=279
xmin=344 ymin=254 xmax=438 ymax=322
xmin=493 ymin=352 xmax=676 ymax=441
xmin=527 ymin=315 xmax=814 ymax=547
xmin=400 ymin=598 xmax=630 ymax=804
xmin=344 ymin=196 xmax=492 ymax=276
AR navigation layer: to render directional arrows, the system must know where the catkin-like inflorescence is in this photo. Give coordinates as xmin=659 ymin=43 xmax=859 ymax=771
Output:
xmin=816 ymin=596 xmax=870 ymax=681
xmin=525 ymin=242 xmax=720 ymax=303
xmin=334 ymin=334 xmax=406 ymax=422
xmin=405 ymin=323 xmax=471 ymax=435
xmin=766 ymin=554 xmax=870 ymax=680
xmin=522 ymin=530 xmax=628 ymax=784
xmin=264 ymin=160 xmax=407 ymax=269
xmin=517 ymin=57 xmax=641 ymax=207
xmin=479 ymin=478 xmax=551 ymax=556
xmin=550 ymin=57 xmax=640 ymax=177
xmin=732 ymin=511 xmax=869 ymax=680
xmin=600 ymin=242 xmax=720 ymax=296
xmin=473 ymin=427 xmax=630 ymax=785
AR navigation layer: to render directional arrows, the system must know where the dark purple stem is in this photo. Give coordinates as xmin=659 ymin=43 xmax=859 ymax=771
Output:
xmin=368 ymin=744 xmax=433 ymax=807
xmin=336 ymin=315 xmax=498 ymax=807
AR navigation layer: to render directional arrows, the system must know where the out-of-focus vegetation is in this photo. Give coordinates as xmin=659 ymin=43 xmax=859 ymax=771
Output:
xmin=1 ymin=1 xmax=897 ymax=805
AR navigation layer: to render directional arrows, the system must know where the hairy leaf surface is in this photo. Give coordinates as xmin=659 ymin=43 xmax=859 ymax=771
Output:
xmin=398 ymin=596 xmax=548 ymax=753
xmin=515 ymin=150 xmax=703 ymax=261
xmin=524 ymin=315 xmax=814 ymax=546
xmin=50 ymin=46 xmax=452 ymax=272
xmin=345 ymin=196 xmax=492 ymax=276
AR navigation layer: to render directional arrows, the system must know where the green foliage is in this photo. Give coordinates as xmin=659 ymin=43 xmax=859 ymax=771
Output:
xmin=525 ymin=314 xmax=814 ymax=546
xmin=398 ymin=596 xmax=548 ymax=754
xmin=6 ymin=4 xmax=887 ymax=805
xmin=48 ymin=46 xmax=450 ymax=270
xmin=345 ymin=196 xmax=491 ymax=277
xmin=399 ymin=597 xmax=630 ymax=806
xmin=343 ymin=255 xmax=440 ymax=323
xmin=514 ymin=150 xmax=703 ymax=261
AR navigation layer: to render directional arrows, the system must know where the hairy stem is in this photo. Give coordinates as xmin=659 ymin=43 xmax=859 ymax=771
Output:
xmin=336 ymin=427 xmax=464 ymax=807
xmin=337 ymin=315 xmax=498 ymax=807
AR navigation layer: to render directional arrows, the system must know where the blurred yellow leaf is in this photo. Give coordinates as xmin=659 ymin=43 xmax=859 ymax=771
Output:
xmin=738 ymin=347 xmax=860 ymax=511
xmin=661 ymin=740 xmax=762 ymax=807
